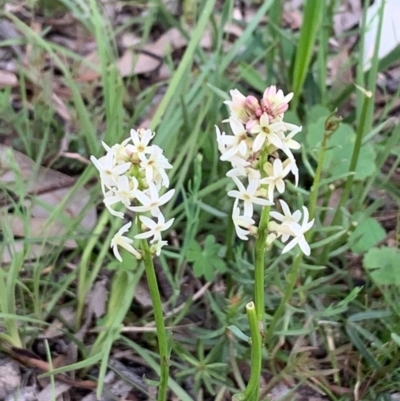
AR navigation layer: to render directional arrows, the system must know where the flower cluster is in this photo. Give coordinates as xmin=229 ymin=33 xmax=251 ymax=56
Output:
xmin=216 ymin=86 xmax=314 ymax=255
xmin=91 ymin=128 xmax=174 ymax=261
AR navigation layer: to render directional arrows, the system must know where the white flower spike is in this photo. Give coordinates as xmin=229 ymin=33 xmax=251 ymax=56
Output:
xmin=91 ymin=127 xmax=175 ymax=262
xmin=216 ymin=85 xmax=312 ymax=256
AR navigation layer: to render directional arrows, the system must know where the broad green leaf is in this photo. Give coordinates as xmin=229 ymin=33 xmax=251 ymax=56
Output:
xmin=306 ymin=110 xmax=377 ymax=180
xmin=349 ymin=217 xmax=386 ymax=254
xmin=363 ymin=247 xmax=400 ymax=285
xmin=187 ymin=235 xmax=227 ymax=281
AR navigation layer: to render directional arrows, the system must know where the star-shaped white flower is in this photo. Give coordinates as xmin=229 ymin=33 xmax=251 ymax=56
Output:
xmin=91 ymin=149 xmax=131 ymax=189
xmin=139 ymin=146 xmax=173 ymax=188
xmin=219 ymin=118 xmax=250 ymax=161
xmin=260 ymin=159 xmax=291 ymax=201
xmin=227 ymin=176 xmax=273 ymax=218
xmin=232 ymin=200 xmax=256 ymax=240
xmin=269 ymin=199 xmax=302 ymax=242
xmin=128 ymin=182 xmax=175 ymax=216
xmin=110 ymin=222 xmax=142 ymax=262
xmin=246 ymin=113 xmax=284 ymax=152
xmin=282 ymin=206 xmax=314 ymax=256
xmin=270 ymin=201 xmax=314 ymax=255
xmin=135 ymin=214 xmax=174 ymax=244
xmin=126 ymin=128 xmax=155 ymax=157
xmin=103 ymin=176 xmax=139 ymax=218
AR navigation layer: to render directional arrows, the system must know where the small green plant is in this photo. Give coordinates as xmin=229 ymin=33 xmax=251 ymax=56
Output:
xmin=187 ymin=235 xmax=227 ymax=280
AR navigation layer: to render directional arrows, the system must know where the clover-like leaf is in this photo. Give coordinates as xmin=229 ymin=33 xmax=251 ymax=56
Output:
xmin=363 ymin=247 xmax=400 ymax=285
xmin=350 ymin=217 xmax=386 ymax=254
xmin=187 ymin=235 xmax=227 ymax=281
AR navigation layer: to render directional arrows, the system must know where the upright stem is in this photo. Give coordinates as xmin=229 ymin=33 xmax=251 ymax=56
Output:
xmin=243 ymin=302 xmax=262 ymax=401
xmin=254 ymin=206 xmax=270 ymax=329
xmin=265 ymin=253 xmax=301 ymax=344
xmin=141 ymin=240 xmax=169 ymax=401
xmin=320 ymin=97 xmax=371 ymax=264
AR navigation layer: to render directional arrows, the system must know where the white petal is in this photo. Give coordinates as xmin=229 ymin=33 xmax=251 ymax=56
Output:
xmin=279 ymin=200 xmax=291 ymax=217
xmin=139 ymin=215 xmax=157 ymax=229
xmin=281 ymin=237 xmax=298 ymax=254
xmin=276 ymin=180 xmax=285 ymax=194
xmin=298 ymin=236 xmax=310 ymax=256
xmin=159 ymin=189 xmax=175 ymax=205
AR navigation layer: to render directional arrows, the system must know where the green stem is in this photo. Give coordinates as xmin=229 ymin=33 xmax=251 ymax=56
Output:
xmin=141 ymin=239 xmax=169 ymax=401
xmin=254 ymin=206 xmax=270 ymax=329
xmin=243 ymin=302 xmax=262 ymax=401
xmin=320 ymin=96 xmax=371 ymax=264
xmin=265 ymin=253 xmax=301 ymax=345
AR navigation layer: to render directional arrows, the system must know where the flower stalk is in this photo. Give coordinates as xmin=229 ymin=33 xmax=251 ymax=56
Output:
xmin=243 ymin=302 xmax=262 ymax=401
xmin=254 ymin=206 xmax=270 ymax=328
xmin=91 ymin=127 xmax=175 ymax=401
xmin=140 ymin=238 xmax=170 ymax=401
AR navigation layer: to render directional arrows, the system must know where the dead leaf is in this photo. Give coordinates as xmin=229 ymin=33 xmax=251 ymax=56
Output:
xmin=0 ymin=70 xmax=17 ymax=88
xmin=9 ymin=347 xmax=97 ymax=390
xmin=0 ymin=145 xmax=97 ymax=263
xmin=42 ymin=306 xmax=76 ymax=339
xmin=0 ymin=356 xmax=21 ymax=399
xmin=86 ymin=279 xmax=108 ymax=319
xmin=118 ymin=50 xmax=161 ymax=77
xmin=327 ymin=49 xmax=353 ymax=87
xmin=0 ymin=241 xmax=54 ymax=265
xmin=0 ymin=145 xmax=96 ymax=230
xmin=134 ymin=279 xmax=153 ymax=308
xmin=5 ymin=214 xmax=77 ymax=249
xmin=37 ymin=382 xmax=70 ymax=401
xmin=118 ymin=27 xmax=211 ymax=78
xmin=333 ymin=0 xmax=362 ymax=35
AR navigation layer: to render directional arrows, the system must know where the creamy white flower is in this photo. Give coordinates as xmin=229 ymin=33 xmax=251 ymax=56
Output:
xmin=129 ymin=182 xmax=175 ymax=216
xmin=279 ymin=124 xmax=301 ymax=151
xmin=126 ymin=128 xmax=155 ymax=158
xmin=150 ymin=240 xmax=169 ymax=256
xmin=260 ymin=159 xmax=291 ymax=201
xmin=111 ymin=222 xmax=142 ymax=262
xmin=139 ymin=146 xmax=172 ymax=188
xmin=269 ymin=199 xmax=302 ymax=242
xmin=215 ymin=125 xmax=228 ymax=155
xmin=219 ymin=118 xmax=250 ymax=161
xmin=101 ymin=139 xmax=131 ymax=164
xmin=224 ymin=89 xmax=249 ymax=123
xmin=103 ymin=176 xmax=138 ymax=218
xmin=288 ymin=158 xmax=299 ymax=187
xmin=227 ymin=176 xmax=273 ymax=218
xmin=135 ymin=214 xmax=175 ymax=244
xmin=270 ymin=201 xmax=314 ymax=255
xmin=91 ymin=149 xmax=131 ymax=189
xmin=261 ymin=86 xmax=294 ymax=121
xmin=232 ymin=200 xmax=256 ymax=240
xmin=227 ymin=166 xmax=260 ymax=180
xmin=282 ymin=207 xmax=314 ymax=256
xmin=246 ymin=113 xmax=284 ymax=152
